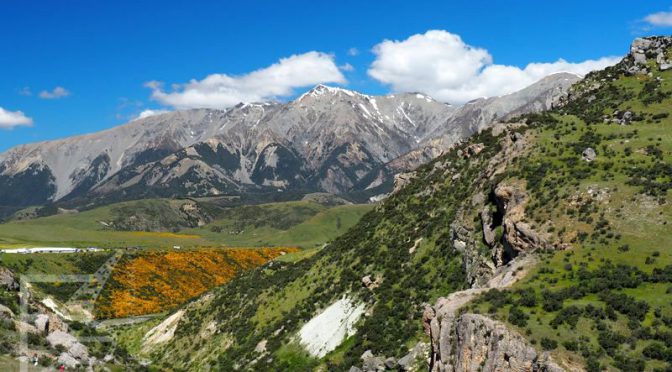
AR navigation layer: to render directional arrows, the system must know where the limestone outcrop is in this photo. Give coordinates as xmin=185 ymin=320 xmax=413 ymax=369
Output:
xmin=493 ymin=183 xmax=550 ymax=262
xmin=629 ymin=36 xmax=672 ymax=74
xmin=423 ymin=255 xmax=565 ymax=372
xmin=430 ymin=314 xmax=565 ymax=372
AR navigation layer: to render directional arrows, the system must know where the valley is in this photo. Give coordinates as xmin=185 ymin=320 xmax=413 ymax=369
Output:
xmin=0 ymin=28 xmax=670 ymax=372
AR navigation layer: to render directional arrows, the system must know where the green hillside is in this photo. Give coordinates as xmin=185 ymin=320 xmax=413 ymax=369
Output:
xmin=134 ymin=38 xmax=672 ymax=372
xmin=467 ymin=45 xmax=672 ymax=371
xmin=0 ymin=198 xmax=371 ymax=249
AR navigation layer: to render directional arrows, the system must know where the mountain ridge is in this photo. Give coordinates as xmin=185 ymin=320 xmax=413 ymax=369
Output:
xmin=0 ymin=73 xmax=579 ymax=209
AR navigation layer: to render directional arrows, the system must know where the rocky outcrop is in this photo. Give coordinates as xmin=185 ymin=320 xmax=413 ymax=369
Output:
xmin=423 ymin=255 xmax=564 ymax=372
xmin=354 ymin=342 xmax=429 ymax=372
xmin=432 ymin=314 xmax=565 ymax=372
xmin=450 ymin=125 xmax=536 ymax=287
xmin=581 ymin=148 xmax=596 ymax=162
xmin=493 ymin=183 xmax=550 ymax=264
xmin=628 ymin=36 xmax=672 ymax=74
xmin=0 ymin=266 xmax=18 ymax=290
xmin=142 ymin=309 xmax=185 ymax=350
xmin=393 ymin=171 xmax=416 ymax=194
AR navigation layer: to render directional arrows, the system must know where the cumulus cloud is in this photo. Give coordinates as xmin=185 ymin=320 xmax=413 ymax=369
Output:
xmin=644 ymin=11 xmax=672 ymax=27
xmin=347 ymin=47 xmax=359 ymax=56
xmin=134 ymin=109 xmax=170 ymax=120
xmin=368 ymin=30 xmax=620 ymax=104
xmin=146 ymin=51 xmax=346 ymax=109
xmin=0 ymin=107 xmax=33 ymax=129
xmin=39 ymin=86 xmax=70 ymax=99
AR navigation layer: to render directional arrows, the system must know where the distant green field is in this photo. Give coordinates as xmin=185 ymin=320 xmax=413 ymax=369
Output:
xmin=0 ymin=199 xmax=373 ymax=249
xmin=185 ymin=201 xmax=374 ymax=248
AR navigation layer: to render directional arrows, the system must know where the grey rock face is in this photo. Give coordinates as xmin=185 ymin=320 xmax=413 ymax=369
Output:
xmin=389 ymin=73 xmax=581 ymax=173
xmin=431 ymin=314 xmax=565 ymax=372
xmin=424 ymin=255 xmax=560 ymax=372
xmin=493 ymin=183 xmax=551 ymax=265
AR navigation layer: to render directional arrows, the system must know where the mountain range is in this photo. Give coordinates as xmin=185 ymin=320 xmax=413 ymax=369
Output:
xmin=0 ymin=73 xmax=579 ymax=209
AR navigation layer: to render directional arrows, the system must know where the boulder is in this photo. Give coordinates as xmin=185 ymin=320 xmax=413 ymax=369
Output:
xmin=254 ymin=339 xmax=267 ymax=353
xmin=360 ymin=350 xmax=385 ymax=372
xmin=464 ymin=143 xmax=485 ymax=157
xmin=48 ymin=313 xmax=68 ymax=334
xmin=58 ymin=352 xmax=80 ymax=368
xmin=631 ymin=37 xmax=653 ymax=54
xmin=398 ymin=343 xmax=426 ymax=371
xmin=47 ymin=330 xmax=78 ymax=349
xmin=0 ymin=267 xmax=18 ymax=291
xmin=34 ymin=314 xmax=50 ymax=334
xmin=361 ymin=275 xmax=380 ymax=289
xmin=14 ymin=320 xmax=39 ymax=335
xmin=384 ymin=357 xmax=397 ymax=369
xmin=362 ymin=356 xmax=385 ymax=372
xmin=68 ymin=342 xmax=89 ymax=360
xmin=582 ymin=147 xmax=597 ymax=162
xmin=349 ymin=367 xmax=363 ymax=372
xmin=0 ymin=304 xmax=14 ymax=319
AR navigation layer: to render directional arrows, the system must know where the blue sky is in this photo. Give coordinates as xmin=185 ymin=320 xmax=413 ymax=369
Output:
xmin=1 ymin=0 xmax=671 ymax=151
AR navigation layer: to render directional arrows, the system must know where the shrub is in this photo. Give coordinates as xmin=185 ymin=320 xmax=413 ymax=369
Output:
xmin=508 ymin=306 xmax=529 ymax=327
xmin=540 ymin=337 xmax=558 ymax=350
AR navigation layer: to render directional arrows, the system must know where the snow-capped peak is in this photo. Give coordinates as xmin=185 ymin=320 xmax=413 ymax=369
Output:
xmin=295 ymin=84 xmax=363 ymax=102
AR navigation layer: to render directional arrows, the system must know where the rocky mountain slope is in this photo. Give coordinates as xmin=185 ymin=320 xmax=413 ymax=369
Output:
xmin=0 ymin=75 xmax=577 ymax=209
xmin=119 ymin=36 xmax=672 ymax=371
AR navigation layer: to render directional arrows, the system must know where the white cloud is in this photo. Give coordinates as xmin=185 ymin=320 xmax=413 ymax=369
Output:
xmin=146 ymin=51 xmax=346 ymax=109
xmin=134 ymin=109 xmax=170 ymax=120
xmin=340 ymin=63 xmax=355 ymax=72
xmin=644 ymin=11 xmax=672 ymax=27
xmin=368 ymin=30 xmax=620 ymax=104
xmin=18 ymin=87 xmax=32 ymax=96
xmin=39 ymin=86 xmax=70 ymax=99
xmin=0 ymin=107 xmax=33 ymax=129
xmin=347 ymin=47 xmax=359 ymax=56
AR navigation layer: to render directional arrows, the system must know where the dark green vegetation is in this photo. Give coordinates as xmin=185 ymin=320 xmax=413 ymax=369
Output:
xmin=469 ymin=53 xmax=672 ymax=371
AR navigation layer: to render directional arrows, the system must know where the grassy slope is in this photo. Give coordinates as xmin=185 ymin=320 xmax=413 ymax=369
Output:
xmin=467 ymin=57 xmax=672 ymax=371
xmin=0 ymin=199 xmax=371 ymax=249
xmin=141 ymin=47 xmax=672 ymax=372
